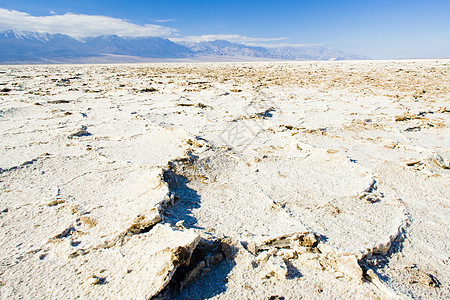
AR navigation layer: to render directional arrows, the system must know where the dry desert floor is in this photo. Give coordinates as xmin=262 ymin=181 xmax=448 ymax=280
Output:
xmin=0 ymin=59 xmax=449 ymax=299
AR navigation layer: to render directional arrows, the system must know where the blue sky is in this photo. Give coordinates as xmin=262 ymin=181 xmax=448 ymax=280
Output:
xmin=0 ymin=0 xmax=449 ymax=59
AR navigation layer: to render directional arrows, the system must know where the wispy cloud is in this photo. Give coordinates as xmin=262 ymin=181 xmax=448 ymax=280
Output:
xmin=0 ymin=8 xmax=176 ymax=37
xmin=0 ymin=8 xmax=299 ymax=46
xmin=154 ymin=19 xmax=175 ymax=23
xmin=171 ymin=34 xmax=288 ymax=43
xmin=245 ymin=42 xmax=324 ymax=48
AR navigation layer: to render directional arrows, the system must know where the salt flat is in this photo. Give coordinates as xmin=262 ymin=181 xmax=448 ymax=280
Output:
xmin=0 ymin=60 xmax=449 ymax=299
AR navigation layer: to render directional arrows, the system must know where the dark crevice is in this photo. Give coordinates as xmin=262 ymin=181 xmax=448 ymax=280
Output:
xmin=154 ymin=237 xmax=237 ymax=299
xmin=154 ymin=154 xmax=237 ymax=299
xmin=134 ymin=224 xmax=156 ymax=234
xmin=285 ymin=260 xmax=303 ymax=279
xmin=359 ymin=218 xmax=411 ymax=290
xmin=161 ymin=155 xmax=204 ymax=230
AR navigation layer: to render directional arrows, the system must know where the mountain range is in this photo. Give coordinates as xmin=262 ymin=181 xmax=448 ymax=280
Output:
xmin=0 ymin=30 xmax=369 ymax=63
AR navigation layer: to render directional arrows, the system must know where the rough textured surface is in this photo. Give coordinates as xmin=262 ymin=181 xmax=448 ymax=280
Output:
xmin=0 ymin=59 xmax=449 ymax=299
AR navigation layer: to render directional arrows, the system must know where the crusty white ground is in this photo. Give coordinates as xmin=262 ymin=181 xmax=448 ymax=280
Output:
xmin=0 ymin=60 xmax=449 ymax=299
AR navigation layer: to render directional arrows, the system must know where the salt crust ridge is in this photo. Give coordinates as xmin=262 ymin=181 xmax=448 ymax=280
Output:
xmin=0 ymin=60 xmax=448 ymax=299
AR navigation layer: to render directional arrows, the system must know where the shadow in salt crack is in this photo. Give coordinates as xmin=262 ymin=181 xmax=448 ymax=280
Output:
xmin=162 ymin=238 xmax=239 ymax=299
xmin=160 ymin=165 xmax=238 ymax=299
xmin=358 ymin=226 xmax=429 ymax=291
xmin=318 ymin=234 xmax=328 ymax=243
xmin=286 ymin=260 xmax=303 ymax=279
xmin=162 ymin=170 xmax=203 ymax=230
xmin=174 ymin=257 xmax=237 ymax=299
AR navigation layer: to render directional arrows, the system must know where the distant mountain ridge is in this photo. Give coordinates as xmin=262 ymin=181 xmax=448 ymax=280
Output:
xmin=84 ymin=35 xmax=192 ymax=58
xmin=179 ymin=40 xmax=269 ymax=57
xmin=0 ymin=30 xmax=370 ymax=63
xmin=0 ymin=30 xmax=96 ymax=62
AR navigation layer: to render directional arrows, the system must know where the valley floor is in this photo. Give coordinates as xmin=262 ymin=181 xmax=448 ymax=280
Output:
xmin=0 ymin=59 xmax=449 ymax=299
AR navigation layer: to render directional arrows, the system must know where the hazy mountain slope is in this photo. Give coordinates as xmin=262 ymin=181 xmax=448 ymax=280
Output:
xmin=266 ymin=45 xmax=370 ymax=60
xmin=180 ymin=40 xmax=369 ymax=61
xmin=179 ymin=40 xmax=269 ymax=57
xmin=0 ymin=31 xmax=369 ymax=63
xmin=0 ymin=30 xmax=96 ymax=62
xmin=85 ymin=35 xmax=192 ymax=58
xmin=0 ymin=31 xmax=192 ymax=62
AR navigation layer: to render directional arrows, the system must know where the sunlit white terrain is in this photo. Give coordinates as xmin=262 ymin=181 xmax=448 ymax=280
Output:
xmin=0 ymin=60 xmax=449 ymax=299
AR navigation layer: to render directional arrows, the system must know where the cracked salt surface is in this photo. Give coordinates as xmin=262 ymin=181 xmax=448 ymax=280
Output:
xmin=0 ymin=60 xmax=449 ymax=299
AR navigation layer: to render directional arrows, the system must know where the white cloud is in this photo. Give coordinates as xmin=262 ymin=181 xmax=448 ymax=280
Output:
xmin=0 ymin=8 xmax=303 ymax=46
xmin=0 ymin=8 xmax=176 ymax=37
xmin=245 ymin=42 xmax=323 ymax=48
xmin=154 ymin=19 xmax=175 ymax=23
xmin=171 ymin=34 xmax=288 ymax=43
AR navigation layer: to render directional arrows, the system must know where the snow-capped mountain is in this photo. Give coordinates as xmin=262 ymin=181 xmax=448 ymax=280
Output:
xmin=0 ymin=30 xmax=369 ymax=63
xmin=0 ymin=30 xmax=96 ymax=62
xmin=84 ymin=35 xmax=191 ymax=58
xmin=179 ymin=40 xmax=269 ymax=57
xmin=0 ymin=30 xmax=191 ymax=62
xmin=181 ymin=40 xmax=369 ymax=61
xmin=266 ymin=45 xmax=369 ymax=61
xmin=5 ymin=30 xmax=53 ymax=42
